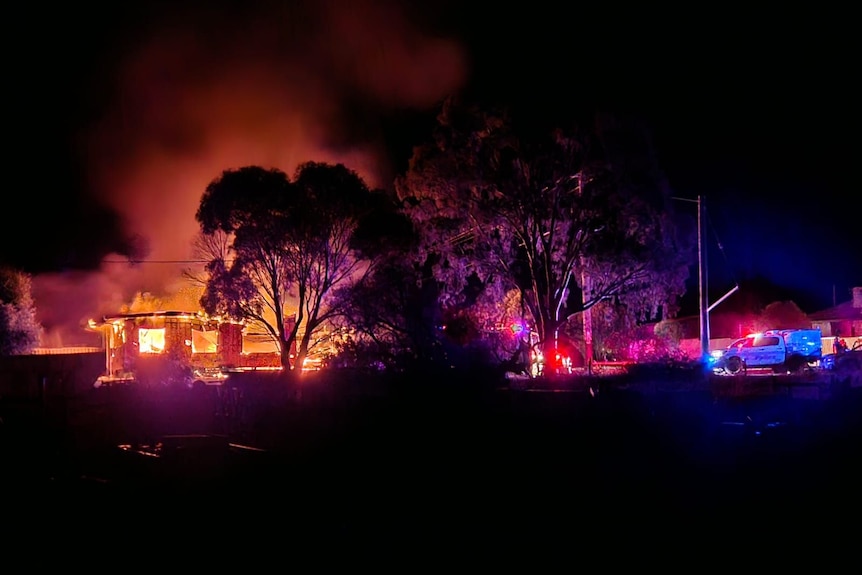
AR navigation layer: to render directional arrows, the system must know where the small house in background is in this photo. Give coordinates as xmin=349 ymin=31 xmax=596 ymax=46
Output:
xmin=807 ymin=287 xmax=862 ymax=354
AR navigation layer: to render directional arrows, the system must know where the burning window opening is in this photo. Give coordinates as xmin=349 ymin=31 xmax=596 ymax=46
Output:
xmin=138 ymin=328 xmax=165 ymax=354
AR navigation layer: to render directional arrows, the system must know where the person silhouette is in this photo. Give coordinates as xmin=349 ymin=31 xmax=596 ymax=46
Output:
xmin=834 ymin=332 xmax=847 ymax=355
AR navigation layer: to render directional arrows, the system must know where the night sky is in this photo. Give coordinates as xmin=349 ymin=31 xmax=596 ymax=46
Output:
xmin=6 ymin=1 xmax=859 ymax=345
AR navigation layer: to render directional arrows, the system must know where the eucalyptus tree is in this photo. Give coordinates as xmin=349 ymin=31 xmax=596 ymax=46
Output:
xmin=196 ymin=162 xmax=400 ymax=371
xmin=395 ymin=98 xmax=693 ymax=360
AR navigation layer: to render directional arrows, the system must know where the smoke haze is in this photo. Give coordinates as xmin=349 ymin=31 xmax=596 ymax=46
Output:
xmin=32 ymin=0 xmax=466 ymax=346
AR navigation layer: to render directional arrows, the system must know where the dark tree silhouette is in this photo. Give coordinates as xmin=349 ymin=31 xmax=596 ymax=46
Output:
xmin=329 ymin=253 xmax=447 ymax=370
xmin=196 ymin=162 xmax=399 ymax=372
xmin=753 ymin=301 xmax=811 ymax=332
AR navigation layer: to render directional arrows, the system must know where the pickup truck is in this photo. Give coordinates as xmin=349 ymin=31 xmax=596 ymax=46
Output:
xmin=712 ymin=328 xmax=822 ymax=375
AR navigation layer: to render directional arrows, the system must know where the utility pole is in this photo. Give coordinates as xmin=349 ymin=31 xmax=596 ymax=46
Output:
xmin=583 ymin=272 xmax=593 ymax=373
xmin=672 ymin=194 xmax=712 ymax=363
xmin=697 ymin=195 xmax=710 ymax=362
xmin=578 ymin=172 xmax=594 ymax=373
xmin=556 ymin=171 xmax=593 ymax=374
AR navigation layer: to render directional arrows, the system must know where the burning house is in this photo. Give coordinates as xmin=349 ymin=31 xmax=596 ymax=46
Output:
xmin=88 ymin=310 xmax=293 ymax=388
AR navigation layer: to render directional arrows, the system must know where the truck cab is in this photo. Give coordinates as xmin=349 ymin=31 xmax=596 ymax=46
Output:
xmin=725 ymin=333 xmax=785 ymax=368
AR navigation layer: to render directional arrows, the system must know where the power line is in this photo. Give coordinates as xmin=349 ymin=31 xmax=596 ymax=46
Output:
xmin=102 ymin=259 xmax=212 ymax=264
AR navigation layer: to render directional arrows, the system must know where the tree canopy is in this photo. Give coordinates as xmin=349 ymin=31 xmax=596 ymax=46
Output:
xmin=395 ymin=98 xmax=694 ymax=357
xmin=195 ymin=162 xmax=406 ymax=371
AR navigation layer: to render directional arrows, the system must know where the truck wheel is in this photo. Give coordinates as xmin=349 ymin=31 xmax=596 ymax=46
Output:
xmin=787 ymin=357 xmax=804 ymax=373
xmin=726 ymin=356 xmax=744 ymax=375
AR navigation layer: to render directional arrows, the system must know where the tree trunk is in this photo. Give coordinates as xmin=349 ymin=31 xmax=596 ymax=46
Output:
xmin=296 ymin=331 xmax=312 ymax=374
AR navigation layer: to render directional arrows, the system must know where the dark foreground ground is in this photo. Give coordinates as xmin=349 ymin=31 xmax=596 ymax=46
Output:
xmin=2 ymin=369 xmax=862 ymax=563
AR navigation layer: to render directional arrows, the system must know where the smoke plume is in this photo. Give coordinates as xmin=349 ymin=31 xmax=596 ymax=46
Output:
xmin=33 ymin=0 xmax=466 ymax=346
